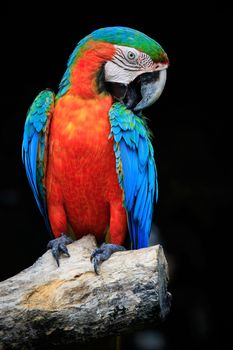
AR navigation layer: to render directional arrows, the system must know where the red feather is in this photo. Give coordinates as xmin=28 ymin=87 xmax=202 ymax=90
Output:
xmin=46 ymin=42 xmax=127 ymax=244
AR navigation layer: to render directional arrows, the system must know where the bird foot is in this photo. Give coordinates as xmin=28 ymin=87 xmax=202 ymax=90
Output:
xmin=90 ymin=243 xmax=126 ymax=274
xmin=47 ymin=233 xmax=73 ymax=267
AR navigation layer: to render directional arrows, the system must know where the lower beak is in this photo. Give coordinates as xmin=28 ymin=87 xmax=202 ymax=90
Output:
xmin=134 ymin=69 xmax=167 ymax=111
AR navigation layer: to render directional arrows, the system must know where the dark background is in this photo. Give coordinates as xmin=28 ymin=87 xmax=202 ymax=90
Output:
xmin=0 ymin=2 xmax=232 ymax=350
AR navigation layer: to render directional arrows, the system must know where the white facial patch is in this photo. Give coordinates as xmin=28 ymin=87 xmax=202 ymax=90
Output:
xmin=104 ymin=45 xmax=167 ymax=85
xmin=104 ymin=60 xmax=143 ymax=84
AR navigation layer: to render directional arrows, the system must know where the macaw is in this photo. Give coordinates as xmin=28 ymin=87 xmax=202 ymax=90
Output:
xmin=22 ymin=27 xmax=168 ymax=272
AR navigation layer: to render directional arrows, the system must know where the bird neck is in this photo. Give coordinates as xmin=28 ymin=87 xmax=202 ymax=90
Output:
xmin=68 ymin=41 xmax=115 ymax=99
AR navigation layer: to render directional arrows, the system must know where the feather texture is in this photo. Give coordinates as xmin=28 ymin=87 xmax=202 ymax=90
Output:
xmin=109 ymin=102 xmax=158 ymax=249
xmin=22 ymin=90 xmax=54 ymax=235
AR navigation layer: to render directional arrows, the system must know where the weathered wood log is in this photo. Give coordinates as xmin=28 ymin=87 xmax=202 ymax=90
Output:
xmin=0 ymin=235 xmax=171 ymax=349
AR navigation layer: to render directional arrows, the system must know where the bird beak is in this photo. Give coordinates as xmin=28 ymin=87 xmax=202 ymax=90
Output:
xmin=105 ymin=62 xmax=168 ymax=112
xmin=133 ymin=69 xmax=167 ymax=111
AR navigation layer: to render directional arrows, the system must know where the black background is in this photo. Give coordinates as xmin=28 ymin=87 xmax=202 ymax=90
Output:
xmin=0 ymin=2 xmax=232 ymax=350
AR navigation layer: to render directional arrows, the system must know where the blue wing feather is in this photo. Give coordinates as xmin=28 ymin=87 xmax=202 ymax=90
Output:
xmin=109 ymin=102 xmax=158 ymax=249
xmin=138 ymin=136 xmax=149 ymax=168
xmin=134 ymin=175 xmax=147 ymax=222
xmin=119 ymin=140 xmax=138 ymax=210
xmin=22 ymin=90 xmax=54 ymax=235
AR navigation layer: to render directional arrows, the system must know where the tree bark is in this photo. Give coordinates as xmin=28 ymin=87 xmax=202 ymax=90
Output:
xmin=0 ymin=235 xmax=171 ymax=349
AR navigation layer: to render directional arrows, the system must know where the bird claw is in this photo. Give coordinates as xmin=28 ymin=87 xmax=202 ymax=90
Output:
xmin=47 ymin=233 xmax=73 ymax=267
xmin=90 ymin=247 xmax=104 ymax=262
xmin=91 ymin=243 xmax=126 ymax=274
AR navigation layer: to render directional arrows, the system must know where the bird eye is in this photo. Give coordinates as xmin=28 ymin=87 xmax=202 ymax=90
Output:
xmin=127 ymin=51 xmax=136 ymax=60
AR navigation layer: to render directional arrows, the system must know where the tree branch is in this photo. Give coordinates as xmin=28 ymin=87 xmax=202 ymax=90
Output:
xmin=0 ymin=235 xmax=171 ymax=349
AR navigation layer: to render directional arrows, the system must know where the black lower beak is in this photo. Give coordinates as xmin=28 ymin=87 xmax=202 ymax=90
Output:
xmin=105 ymin=70 xmax=167 ymax=112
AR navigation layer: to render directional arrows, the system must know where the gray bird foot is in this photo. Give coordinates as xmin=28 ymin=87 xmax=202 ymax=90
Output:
xmin=47 ymin=233 xmax=73 ymax=267
xmin=90 ymin=243 xmax=126 ymax=274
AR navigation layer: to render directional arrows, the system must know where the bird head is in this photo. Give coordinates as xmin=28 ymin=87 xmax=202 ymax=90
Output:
xmin=58 ymin=27 xmax=169 ymax=112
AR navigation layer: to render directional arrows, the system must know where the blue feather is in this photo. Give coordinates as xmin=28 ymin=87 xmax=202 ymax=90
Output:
xmin=136 ymin=170 xmax=144 ymax=192
xmin=137 ymin=226 xmax=149 ymax=248
xmin=122 ymin=130 xmax=133 ymax=147
xmin=148 ymin=159 xmax=155 ymax=191
xmin=134 ymin=174 xmax=146 ymax=221
xmin=22 ymin=90 xmax=54 ymax=236
xmin=30 ymin=133 xmax=39 ymax=186
xmin=141 ymin=193 xmax=151 ymax=229
xmin=137 ymin=176 xmax=148 ymax=223
xmin=114 ymin=132 xmax=122 ymax=143
xmin=129 ymin=211 xmax=137 ymax=249
xmin=111 ymin=126 xmax=121 ymax=134
xmin=138 ymin=136 xmax=149 ymax=168
xmin=120 ymin=141 xmax=138 ymax=210
xmin=109 ymin=102 xmax=157 ymax=249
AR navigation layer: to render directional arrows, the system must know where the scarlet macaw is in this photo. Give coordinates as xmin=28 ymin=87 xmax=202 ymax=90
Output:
xmin=22 ymin=27 xmax=168 ymax=271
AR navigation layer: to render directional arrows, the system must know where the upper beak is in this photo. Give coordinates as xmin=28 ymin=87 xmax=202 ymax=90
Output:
xmin=133 ymin=69 xmax=167 ymax=111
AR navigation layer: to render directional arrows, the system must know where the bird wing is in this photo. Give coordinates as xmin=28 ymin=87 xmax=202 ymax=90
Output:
xmin=109 ymin=102 xmax=158 ymax=249
xmin=22 ymin=90 xmax=55 ymax=235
